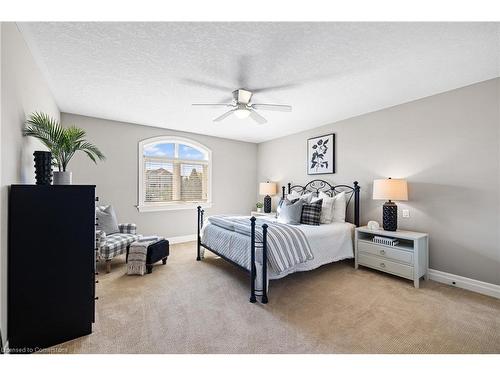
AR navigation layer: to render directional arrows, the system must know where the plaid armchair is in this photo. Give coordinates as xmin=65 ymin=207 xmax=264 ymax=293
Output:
xmin=96 ymin=223 xmax=139 ymax=272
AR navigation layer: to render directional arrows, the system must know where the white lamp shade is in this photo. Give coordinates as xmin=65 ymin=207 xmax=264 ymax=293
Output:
xmin=259 ymin=182 xmax=277 ymax=196
xmin=373 ymin=179 xmax=408 ymax=201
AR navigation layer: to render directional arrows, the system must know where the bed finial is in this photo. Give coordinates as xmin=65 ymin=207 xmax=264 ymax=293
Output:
xmin=287 ymin=182 xmax=291 ymax=194
xmin=282 ymin=185 xmax=286 ymax=200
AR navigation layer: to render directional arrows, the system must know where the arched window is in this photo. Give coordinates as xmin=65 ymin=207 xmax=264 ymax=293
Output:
xmin=138 ymin=136 xmax=212 ymax=212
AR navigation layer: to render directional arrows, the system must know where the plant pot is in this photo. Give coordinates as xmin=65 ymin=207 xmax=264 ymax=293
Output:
xmin=33 ymin=151 xmax=52 ymax=185
xmin=53 ymin=171 xmax=72 ymax=185
xmin=257 ymin=207 xmax=263 ymax=213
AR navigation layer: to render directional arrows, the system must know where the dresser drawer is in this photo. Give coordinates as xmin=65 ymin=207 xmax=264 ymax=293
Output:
xmin=358 ymin=253 xmax=414 ymax=280
xmin=358 ymin=240 xmax=413 ymax=264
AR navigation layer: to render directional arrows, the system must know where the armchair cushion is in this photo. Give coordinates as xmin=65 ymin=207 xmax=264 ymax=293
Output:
xmin=96 ymin=205 xmax=119 ymax=234
xmin=100 ymin=233 xmax=139 ymax=260
xmin=119 ymin=223 xmax=137 ymax=235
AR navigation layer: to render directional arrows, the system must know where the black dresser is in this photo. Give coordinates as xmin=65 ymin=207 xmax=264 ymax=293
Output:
xmin=8 ymin=185 xmax=96 ymax=353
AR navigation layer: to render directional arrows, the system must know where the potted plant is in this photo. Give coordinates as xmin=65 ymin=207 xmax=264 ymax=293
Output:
xmin=256 ymin=202 xmax=263 ymax=213
xmin=23 ymin=112 xmax=105 ymax=184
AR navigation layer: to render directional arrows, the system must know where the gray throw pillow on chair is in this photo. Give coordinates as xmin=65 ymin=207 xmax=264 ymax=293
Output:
xmin=96 ymin=205 xmax=120 ymax=234
xmin=277 ymin=199 xmax=304 ymax=225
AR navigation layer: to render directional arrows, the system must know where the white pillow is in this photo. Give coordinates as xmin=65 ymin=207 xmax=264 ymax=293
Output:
xmin=329 ymin=191 xmax=346 ymax=222
xmin=287 ymin=191 xmax=313 ymax=203
xmin=312 ymin=194 xmax=334 ymax=224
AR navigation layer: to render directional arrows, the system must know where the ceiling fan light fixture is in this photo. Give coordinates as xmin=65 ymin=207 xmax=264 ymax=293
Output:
xmin=234 ymin=108 xmax=250 ymax=119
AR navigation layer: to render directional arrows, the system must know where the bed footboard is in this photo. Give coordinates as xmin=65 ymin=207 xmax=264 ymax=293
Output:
xmin=196 ymin=206 xmax=269 ymax=304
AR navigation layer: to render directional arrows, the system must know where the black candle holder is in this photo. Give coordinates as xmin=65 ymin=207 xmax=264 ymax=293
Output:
xmin=33 ymin=151 xmax=53 ymax=185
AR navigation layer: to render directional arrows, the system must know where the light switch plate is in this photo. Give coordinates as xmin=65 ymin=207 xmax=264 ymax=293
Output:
xmin=402 ymin=209 xmax=410 ymax=218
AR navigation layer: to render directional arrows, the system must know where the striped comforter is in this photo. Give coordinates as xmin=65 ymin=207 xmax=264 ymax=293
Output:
xmin=205 ymin=215 xmax=314 ymax=273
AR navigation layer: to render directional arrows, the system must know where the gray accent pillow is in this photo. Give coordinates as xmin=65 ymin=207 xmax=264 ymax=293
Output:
xmin=277 ymin=199 xmax=304 ymax=225
xmin=96 ymin=205 xmax=120 ymax=234
xmin=277 ymin=197 xmax=298 ymax=217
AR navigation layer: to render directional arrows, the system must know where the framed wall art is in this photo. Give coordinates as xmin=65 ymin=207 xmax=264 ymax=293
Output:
xmin=307 ymin=133 xmax=335 ymax=175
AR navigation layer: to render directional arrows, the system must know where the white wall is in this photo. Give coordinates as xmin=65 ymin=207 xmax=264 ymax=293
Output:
xmin=0 ymin=23 xmax=60 ymax=342
xmin=62 ymin=113 xmax=258 ymax=239
xmin=258 ymin=78 xmax=500 ymax=286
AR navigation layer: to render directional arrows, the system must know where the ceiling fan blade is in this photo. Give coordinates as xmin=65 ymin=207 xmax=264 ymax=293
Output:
xmin=251 ymin=104 xmax=292 ymax=112
xmin=192 ymin=103 xmax=234 ymax=108
xmin=213 ymin=110 xmax=235 ymax=122
xmin=249 ymin=110 xmax=267 ymax=124
xmin=181 ymin=78 xmax=232 ymax=92
xmin=251 ymin=83 xmax=299 ymax=93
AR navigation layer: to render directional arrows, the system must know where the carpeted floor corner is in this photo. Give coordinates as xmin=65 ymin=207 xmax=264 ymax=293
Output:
xmin=48 ymin=242 xmax=500 ymax=354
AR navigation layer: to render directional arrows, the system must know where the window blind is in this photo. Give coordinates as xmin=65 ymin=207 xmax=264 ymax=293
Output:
xmin=144 ymin=156 xmax=208 ymax=204
xmin=144 ymin=159 xmax=173 ymax=202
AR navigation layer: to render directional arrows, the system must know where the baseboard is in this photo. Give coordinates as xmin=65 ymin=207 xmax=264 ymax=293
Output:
xmin=428 ymin=269 xmax=500 ymax=299
xmin=168 ymin=234 xmax=196 ymax=244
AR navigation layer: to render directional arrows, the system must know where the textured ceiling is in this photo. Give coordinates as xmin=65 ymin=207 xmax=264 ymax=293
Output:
xmin=19 ymin=22 xmax=500 ymax=143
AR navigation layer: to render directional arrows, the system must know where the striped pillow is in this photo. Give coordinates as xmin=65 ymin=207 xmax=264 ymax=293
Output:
xmin=300 ymin=199 xmax=323 ymax=225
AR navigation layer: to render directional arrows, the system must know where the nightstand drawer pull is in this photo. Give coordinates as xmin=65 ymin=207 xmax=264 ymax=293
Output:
xmin=380 ymin=262 xmax=386 ymax=268
xmin=380 ymin=250 xmax=385 ymax=255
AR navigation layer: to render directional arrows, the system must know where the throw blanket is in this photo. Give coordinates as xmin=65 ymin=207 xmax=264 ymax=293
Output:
xmin=127 ymin=237 xmax=162 ymax=276
xmin=207 ymin=216 xmax=314 ymax=273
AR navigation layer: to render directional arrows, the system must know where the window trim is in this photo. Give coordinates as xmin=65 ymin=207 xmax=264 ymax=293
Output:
xmin=137 ymin=135 xmax=212 ymax=212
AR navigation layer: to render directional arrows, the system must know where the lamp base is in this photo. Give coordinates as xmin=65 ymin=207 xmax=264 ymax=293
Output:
xmin=383 ymin=201 xmax=398 ymax=231
xmin=264 ymin=195 xmax=272 ymax=213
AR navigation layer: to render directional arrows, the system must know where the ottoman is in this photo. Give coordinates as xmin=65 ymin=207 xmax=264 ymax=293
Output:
xmin=126 ymin=238 xmax=169 ymax=275
xmin=145 ymin=239 xmax=169 ymax=274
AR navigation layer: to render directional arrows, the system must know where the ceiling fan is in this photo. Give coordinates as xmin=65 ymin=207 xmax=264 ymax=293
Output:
xmin=192 ymin=89 xmax=292 ymax=124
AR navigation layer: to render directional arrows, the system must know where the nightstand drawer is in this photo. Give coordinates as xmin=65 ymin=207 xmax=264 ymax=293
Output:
xmin=358 ymin=240 xmax=413 ymax=264
xmin=358 ymin=253 xmax=414 ymax=279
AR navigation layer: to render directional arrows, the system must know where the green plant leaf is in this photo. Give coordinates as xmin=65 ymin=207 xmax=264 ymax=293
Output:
xmin=24 ymin=112 xmax=105 ymax=171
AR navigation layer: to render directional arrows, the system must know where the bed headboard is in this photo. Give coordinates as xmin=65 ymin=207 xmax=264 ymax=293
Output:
xmin=282 ymin=180 xmax=360 ymax=227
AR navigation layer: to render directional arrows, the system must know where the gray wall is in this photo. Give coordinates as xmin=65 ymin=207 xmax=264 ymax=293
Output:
xmin=0 ymin=23 xmax=60 ymax=342
xmin=258 ymin=78 xmax=500 ymax=286
xmin=62 ymin=113 xmax=258 ymax=239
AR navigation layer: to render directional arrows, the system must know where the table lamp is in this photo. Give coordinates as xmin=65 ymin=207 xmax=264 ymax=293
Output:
xmin=259 ymin=181 xmax=277 ymax=213
xmin=372 ymin=178 xmax=408 ymax=231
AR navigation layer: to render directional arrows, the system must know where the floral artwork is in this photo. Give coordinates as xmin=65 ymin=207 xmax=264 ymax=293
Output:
xmin=307 ymin=134 xmax=335 ymax=174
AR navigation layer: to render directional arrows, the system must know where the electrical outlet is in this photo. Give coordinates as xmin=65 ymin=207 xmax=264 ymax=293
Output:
xmin=402 ymin=209 xmax=410 ymax=218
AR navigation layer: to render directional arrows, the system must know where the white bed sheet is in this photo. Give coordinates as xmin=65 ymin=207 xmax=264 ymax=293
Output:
xmin=264 ymin=219 xmax=355 ymax=279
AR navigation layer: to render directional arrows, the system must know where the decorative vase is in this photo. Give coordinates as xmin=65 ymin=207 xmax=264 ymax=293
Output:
xmin=257 ymin=207 xmax=262 ymax=213
xmin=33 ymin=151 xmax=52 ymax=185
xmin=53 ymin=171 xmax=72 ymax=185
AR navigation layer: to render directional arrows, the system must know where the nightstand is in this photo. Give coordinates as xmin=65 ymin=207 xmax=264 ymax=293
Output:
xmin=251 ymin=211 xmax=276 ymax=218
xmin=355 ymin=226 xmax=429 ymax=288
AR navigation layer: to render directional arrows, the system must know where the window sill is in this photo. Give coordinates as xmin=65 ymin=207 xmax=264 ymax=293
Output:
xmin=137 ymin=202 xmax=212 ymax=213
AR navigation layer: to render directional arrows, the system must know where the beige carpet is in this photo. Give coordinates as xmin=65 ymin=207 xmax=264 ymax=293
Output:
xmin=50 ymin=242 xmax=500 ymax=354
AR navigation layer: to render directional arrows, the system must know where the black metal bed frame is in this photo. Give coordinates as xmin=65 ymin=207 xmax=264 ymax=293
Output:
xmin=196 ymin=180 xmax=360 ymax=304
